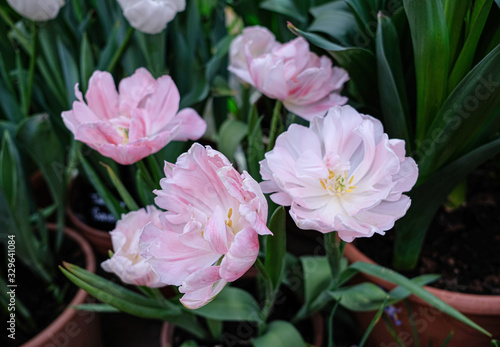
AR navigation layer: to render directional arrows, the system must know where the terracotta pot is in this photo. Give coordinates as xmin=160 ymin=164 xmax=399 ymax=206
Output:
xmin=66 ymin=177 xmax=113 ymax=256
xmin=21 ymin=224 xmax=101 ymax=347
xmin=343 ymin=243 xmax=500 ymax=347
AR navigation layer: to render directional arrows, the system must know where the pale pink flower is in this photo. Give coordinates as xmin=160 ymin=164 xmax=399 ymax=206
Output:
xmin=101 ymin=206 xmax=165 ymax=287
xmin=139 ymin=143 xmax=271 ymax=309
xmin=117 ymin=0 xmax=185 ymax=34
xmin=62 ymin=68 xmax=206 ymax=165
xmin=260 ymin=105 xmax=418 ymax=242
xmin=228 ymin=26 xmax=349 ymax=121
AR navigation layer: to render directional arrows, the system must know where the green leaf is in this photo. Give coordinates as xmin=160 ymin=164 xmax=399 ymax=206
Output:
xmin=394 ymin=136 xmax=500 ymax=270
xmin=448 ymin=0 xmax=493 ymax=93
xmin=194 ymin=287 xmax=263 ymax=323
xmin=404 ymin=0 xmax=450 ymax=141
xmin=329 ymin=274 xmax=439 ymax=312
xmin=417 ymin=43 xmax=500 ymax=176
xmin=38 ymin=26 xmax=66 ymax=99
xmin=79 ymin=33 xmax=95 ymax=92
xmin=57 ymin=38 xmax=79 ymax=106
xmin=251 ymin=320 xmax=306 ymax=347
xmin=444 ymin=0 xmax=472 ymax=64
xmin=329 ymin=283 xmax=388 ymax=312
xmin=308 ymin=9 xmax=357 ymax=46
xmin=301 ymin=256 xmax=331 ymax=310
xmin=0 ymin=131 xmax=18 ymax=208
xmin=260 ymin=0 xmax=307 ymax=24
xmin=217 ymin=119 xmax=248 ymax=163
xmin=265 ymin=206 xmax=286 ymax=290
xmin=375 ymin=13 xmax=412 ymax=149
xmin=63 ymin=262 xmax=172 ymax=308
xmin=351 ymin=262 xmax=492 ymax=337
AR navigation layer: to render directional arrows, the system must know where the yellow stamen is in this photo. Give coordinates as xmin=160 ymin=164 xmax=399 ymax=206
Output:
xmin=346 ymin=189 xmax=353 ymax=193
xmin=328 ymin=170 xmax=335 ymax=179
xmin=227 ymin=220 xmax=232 ymax=227
xmin=228 ymin=208 xmax=233 ymax=219
xmin=349 ymin=176 xmax=354 ymax=184
xmin=349 ymin=186 xmax=356 ymax=190
xmin=320 ymin=180 xmax=327 ymax=190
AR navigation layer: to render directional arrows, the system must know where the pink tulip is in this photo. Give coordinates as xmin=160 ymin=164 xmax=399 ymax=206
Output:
xmin=228 ymin=26 xmax=349 ymax=121
xmin=260 ymin=105 xmax=418 ymax=242
xmin=62 ymin=68 xmax=206 ymax=165
xmin=139 ymin=143 xmax=271 ymax=309
xmin=101 ymin=206 xmax=165 ymax=287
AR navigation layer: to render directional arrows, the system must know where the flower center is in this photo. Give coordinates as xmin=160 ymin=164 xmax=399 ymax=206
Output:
xmin=117 ymin=127 xmax=130 ymax=145
xmin=320 ymin=169 xmax=356 ymax=197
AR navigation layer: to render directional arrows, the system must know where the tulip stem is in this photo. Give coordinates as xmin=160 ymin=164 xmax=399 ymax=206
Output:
xmin=266 ymin=100 xmax=282 ymax=152
xmin=106 ymin=26 xmax=135 ymax=73
xmin=324 ymin=232 xmax=345 ymax=288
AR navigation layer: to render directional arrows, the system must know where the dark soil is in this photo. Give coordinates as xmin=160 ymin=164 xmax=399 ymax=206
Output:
xmin=356 ymin=161 xmax=500 ymax=295
xmin=0 ymin=228 xmax=85 ymax=346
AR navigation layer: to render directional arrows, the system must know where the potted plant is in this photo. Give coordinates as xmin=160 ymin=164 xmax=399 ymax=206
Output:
xmin=284 ymin=0 xmax=500 ymax=344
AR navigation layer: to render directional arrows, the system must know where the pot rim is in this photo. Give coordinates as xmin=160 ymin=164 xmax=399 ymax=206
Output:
xmin=343 ymin=242 xmax=500 ymax=315
xmin=21 ymin=224 xmax=97 ymax=347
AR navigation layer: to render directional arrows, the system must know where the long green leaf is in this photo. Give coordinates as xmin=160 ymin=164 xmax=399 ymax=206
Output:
xmin=375 ymin=13 xmax=411 ymax=149
xmin=394 ymin=137 xmax=500 ymax=269
xmin=404 ymin=0 xmax=450 ymax=141
xmin=251 ymin=320 xmax=306 ymax=347
xmin=301 ymin=256 xmax=331 ymax=310
xmin=63 ymin=262 xmax=174 ymax=309
xmin=448 ymin=0 xmax=493 ymax=93
xmin=260 ymin=0 xmax=307 ymax=24
xmin=79 ymin=33 xmax=95 ymax=92
xmin=351 ymin=262 xmax=491 ymax=337
xmin=265 ymin=206 xmax=286 ymax=290
xmin=194 ymin=287 xmax=264 ymax=324
xmin=57 ymin=38 xmax=79 ymax=107
xmin=444 ymin=0 xmax=472 ymax=64
xmin=417 ymin=43 xmax=500 ymax=176
xmin=308 ymin=9 xmax=357 ymax=46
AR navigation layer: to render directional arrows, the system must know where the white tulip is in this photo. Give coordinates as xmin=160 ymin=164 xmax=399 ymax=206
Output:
xmin=117 ymin=0 xmax=185 ymax=34
xmin=7 ymin=0 xmax=65 ymax=21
